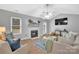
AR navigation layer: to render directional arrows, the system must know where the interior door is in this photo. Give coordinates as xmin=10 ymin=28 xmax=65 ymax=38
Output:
xmin=43 ymin=22 xmax=47 ymax=34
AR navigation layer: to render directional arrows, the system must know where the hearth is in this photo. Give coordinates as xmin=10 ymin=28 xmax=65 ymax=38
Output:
xmin=31 ymin=30 xmax=38 ymax=38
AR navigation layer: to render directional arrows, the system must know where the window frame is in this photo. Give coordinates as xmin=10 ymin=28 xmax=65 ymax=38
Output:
xmin=11 ymin=17 xmax=22 ymax=35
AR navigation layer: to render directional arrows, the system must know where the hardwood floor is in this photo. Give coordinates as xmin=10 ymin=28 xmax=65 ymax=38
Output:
xmin=20 ymin=39 xmax=79 ymax=54
xmin=20 ymin=39 xmax=46 ymax=54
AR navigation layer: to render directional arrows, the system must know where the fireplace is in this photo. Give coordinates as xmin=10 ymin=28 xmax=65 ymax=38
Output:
xmin=31 ymin=30 xmax=38 ymax=38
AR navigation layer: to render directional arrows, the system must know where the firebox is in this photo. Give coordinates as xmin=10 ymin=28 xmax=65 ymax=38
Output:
xmin=31 ymin=30 xmax=38 ymax=38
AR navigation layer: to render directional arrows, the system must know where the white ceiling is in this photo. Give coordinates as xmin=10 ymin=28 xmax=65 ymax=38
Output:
xmin=0 ymin=4 xmax=79 ymax=18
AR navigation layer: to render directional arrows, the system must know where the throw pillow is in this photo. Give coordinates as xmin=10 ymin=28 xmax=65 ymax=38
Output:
xmin=6 ymin=32 xmax=14 ymax=43
xmin=74 ymin=34 xmax=79 ymax=45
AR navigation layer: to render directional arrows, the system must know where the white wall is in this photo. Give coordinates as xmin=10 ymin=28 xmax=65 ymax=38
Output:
xmin=50 ymin=14 xmax=79 ymax=33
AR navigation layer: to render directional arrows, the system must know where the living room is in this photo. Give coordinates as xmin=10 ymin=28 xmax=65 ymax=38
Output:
xmin=0 ymin=4 xmax=79 ymax=54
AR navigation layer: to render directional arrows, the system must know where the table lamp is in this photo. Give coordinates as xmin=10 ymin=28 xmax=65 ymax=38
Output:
xmin=0 ymin=26 xmax=6 ymax=33
xmin=0 ymin=26 xmax=6 ymax=41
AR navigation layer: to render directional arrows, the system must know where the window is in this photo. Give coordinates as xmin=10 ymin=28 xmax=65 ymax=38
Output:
xmin=11 ymin=17 xmax=22 ymax=34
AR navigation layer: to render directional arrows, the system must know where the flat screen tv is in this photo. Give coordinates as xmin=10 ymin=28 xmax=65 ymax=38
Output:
xmin=55 ymin=17 xmax=68 ymax=25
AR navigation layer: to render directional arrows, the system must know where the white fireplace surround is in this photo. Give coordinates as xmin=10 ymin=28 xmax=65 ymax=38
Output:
xmin=28 ymin=27 xmax=39 ymax=38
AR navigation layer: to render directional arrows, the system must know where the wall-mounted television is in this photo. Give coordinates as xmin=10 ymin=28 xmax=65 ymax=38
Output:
xmin=55 ymin=17 xmax=68 ymax=25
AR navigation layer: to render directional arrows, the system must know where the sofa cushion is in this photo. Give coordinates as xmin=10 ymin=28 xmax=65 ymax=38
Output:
xmin=74 ymin=35 xmax=79 ymax=44
xmin=7 ymin=32 xmax=13 ymax=39
xmin=69 ymin=33 xmax=76 ymax=42
xmin=61 ymin=32 xmax=67 ymax=38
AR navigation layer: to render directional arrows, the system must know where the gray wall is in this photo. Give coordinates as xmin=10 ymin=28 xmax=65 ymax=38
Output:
xmin=39 ymin=20 xmax=50 ymax=35
xmin=0 ymin=9 xmax=48 ymax=39
xmin=49 ymin=13 xmax=79 ymax=33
